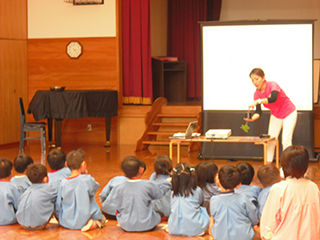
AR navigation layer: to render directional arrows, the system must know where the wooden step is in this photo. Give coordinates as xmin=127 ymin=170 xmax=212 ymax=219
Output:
xmin=152 ymin=122 xmax=189 ymax=127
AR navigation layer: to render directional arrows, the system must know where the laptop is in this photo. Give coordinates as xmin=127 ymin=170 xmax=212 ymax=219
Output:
xmin=169 ymin=121 xmax=199 ymax=139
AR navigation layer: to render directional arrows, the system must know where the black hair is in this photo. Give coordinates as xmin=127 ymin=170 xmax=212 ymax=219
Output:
xmin=0 ymin=158 xmax=13 ymax=179
xmin=172 ymin=163 xmax=197 ymax=197
xmin=47 ymin=149 xmax=66 ymax=170
xmin=121 ymin=156 xmax=141 ymax=178
xmin=257 ymin=164 xmax=280 ymax=188
xmin=13 ymin=154 xmax=34 ymax=173
xmin=66 ymin=149 xmax=85 ymax=170
xmin=27 ymin=164 xmax=47 ymax=184
xmin=280 ymin=145 xmax=309 ymax=179
xmin=154 ymin=155 xmax=172 ymax=177
xmin=218 ymin=165 xmax=243 ymax=190
xmin=249 ymin=68 xmax=265 ymax=78
xmin=196 ymin=161 xmax=218 ymax=193
xmin=236 ymin=162 xmax=255 ymax=185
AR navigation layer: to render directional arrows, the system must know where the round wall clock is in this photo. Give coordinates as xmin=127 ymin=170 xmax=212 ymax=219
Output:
xmin=66 ymin=41 xmax=82 ymax=59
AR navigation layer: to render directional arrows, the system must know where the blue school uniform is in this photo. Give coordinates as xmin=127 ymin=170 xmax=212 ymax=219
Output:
xmin=210 ymin=190 xmax=259 ymax=240
xmin=149 ymin=172 xmax=172 ymax=217
xmin=16 ymin=183 xmax=57 ymax=227
xmin=257 ymin=185 xmax=272 ymax=219
xmin=100 ymin=176 xmax=128 ymax=216
xmin=48 ymin=167 xmax=71 ymax=190
xmin=115 ymin=179 xmax=171 ymax=232
xmin=168 ymin=186 xmax=210 ymax=236
xmin=10 ymin=176 xmax=31 ymax=194
xmin=0 ymin=181 xmax=20 ymax=225
xmin=235 ymin=184 xmax=262 ymax=206
xmin=55 ymin=174 xmax=103 ymax=229
xmin=202 ymin=182 xmax=221 ymax=201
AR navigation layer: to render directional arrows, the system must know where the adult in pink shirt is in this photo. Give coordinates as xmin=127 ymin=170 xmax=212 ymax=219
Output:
xmin=244 ymin=68 xmax=297 ymax=163
xmin=260 ymin=145 xmax=320 ymax=240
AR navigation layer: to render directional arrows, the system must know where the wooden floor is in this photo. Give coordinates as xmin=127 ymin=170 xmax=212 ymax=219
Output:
xmin=1 ymin=142 xmax=320 ymax=240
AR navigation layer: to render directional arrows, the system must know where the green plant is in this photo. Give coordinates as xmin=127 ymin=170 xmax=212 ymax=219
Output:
xmin=240 ymin=121 xmax=250 ymax=133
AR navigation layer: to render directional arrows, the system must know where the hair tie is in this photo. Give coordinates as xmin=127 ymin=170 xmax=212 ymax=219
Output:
xmin=190 ymin=167 xmax=195 ymax=172
xmin=173 ymin=168 xmax=177 ymax=173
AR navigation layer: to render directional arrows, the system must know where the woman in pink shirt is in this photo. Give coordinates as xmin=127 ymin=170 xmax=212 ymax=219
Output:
xmin=260 ymin=145 xmax=320 ymax=240
xmin=244 ymin=68 xmax=297 ymax=163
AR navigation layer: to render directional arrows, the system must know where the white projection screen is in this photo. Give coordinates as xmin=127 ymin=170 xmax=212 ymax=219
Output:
xmin=201 ymin=20 xmax=314 ymax=111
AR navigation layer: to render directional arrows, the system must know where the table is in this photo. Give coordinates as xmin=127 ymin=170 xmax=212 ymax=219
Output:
xmin=27 ymin=89 xmax=118 ymax=148
xmin=169 ymin=136 xmax=279 ymax=168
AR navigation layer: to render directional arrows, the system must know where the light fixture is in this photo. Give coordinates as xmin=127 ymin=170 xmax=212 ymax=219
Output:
xmin=64 ymin=0 xmax=104 ymax=5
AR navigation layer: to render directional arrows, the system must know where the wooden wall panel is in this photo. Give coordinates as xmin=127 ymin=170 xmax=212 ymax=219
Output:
xmin=0 ymin=0 xmax=27 ymax=39
xmin=27 ymin=37 xmax=121 ymax=146
xmin=0 ymin=40 xmax=28 ymax=145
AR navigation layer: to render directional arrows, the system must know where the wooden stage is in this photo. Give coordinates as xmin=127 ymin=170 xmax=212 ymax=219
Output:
xmin=1 ymin=142 xmax=320 ymax=240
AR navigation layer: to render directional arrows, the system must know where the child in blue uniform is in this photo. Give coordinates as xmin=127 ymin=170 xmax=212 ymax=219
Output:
xmin=55 ymin=149 xmax=105 ymax=231
xmin=257 ymin=164 xmax=280 ymax=219
xmin=195 ymin=161 xmax=220 ymax=214
xmin=149 ymin=155 xmax=172 ymax=218
xmin=210 ymin=165 xmax=259 ymax=240
xmin=100 ymin=158 xmax=146 ymax=220
xmin=47 ymin=149 xmax=71 ymax=190
xmin=235 ymin=162 xmax=262 ymax=207
xmin=16 ymin=164 xmax=57 ymax=230
xmin=168 ymin=163 xmax=210 ymax=237
xmin=0 ymin=158 xmax=20 ymax=225
xmin=115 ymin=156 xmax=171 ymax=232
xmin=10 ymin=154 xmax=33 ymax=193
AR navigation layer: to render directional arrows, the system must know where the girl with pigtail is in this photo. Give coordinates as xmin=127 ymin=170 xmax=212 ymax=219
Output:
xmin=167 ymin=163 xmax=210 ymax=237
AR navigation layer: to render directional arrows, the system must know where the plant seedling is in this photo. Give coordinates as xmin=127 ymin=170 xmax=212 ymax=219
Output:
xmin=240 ymin=122 xmax=250 ymax=133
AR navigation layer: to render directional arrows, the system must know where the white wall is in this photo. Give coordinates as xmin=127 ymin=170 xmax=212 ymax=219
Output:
xmin=220 ymin=0 xmax=320 ymax=58
xmin=28 ymin=0 xmax=116 ymax=38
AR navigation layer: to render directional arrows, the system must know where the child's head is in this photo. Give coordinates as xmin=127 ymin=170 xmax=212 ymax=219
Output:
xmin=196 ymin=161 xmax=218 ymax=189
xmin=257 ymin=164 xmax=281 ymax=188
xmin=154 ymin=155 xmax=172 ymax=177
xmin=27 ymin=164 xmax=48 ymax=184
xmin=0 ymin=158 xmax=13 ymax=179
xmin=172 ymin=163 xmax=197 ymax=197
xmin=236 ymin=162 xmax=255 ymax=185
xmin=121 ymin=156 xmax=144 ymax=178
xmin=218 ymin=165 xmax=242 ymax=190
xmin=47 ymin=149 xmax=66 ymax=171
xmin=66 ymin=149 xmax=85 ymax=171
xmin=13 ymin=154 xmax=34 ymax=174
xmin=280 ymin=145 xmax=309 ymax=179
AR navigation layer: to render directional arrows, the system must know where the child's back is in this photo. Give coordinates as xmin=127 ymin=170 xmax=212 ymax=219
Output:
xmin=149 ymin=155 xmax=172 ymax=217
xmin=10 ymin=154 xmax=33 ymax=193
xmin=0 ymin=158 xmax=20 ymax=225
xmin=47 ymin=149 xmax=71 ymax=190
xmin=210 ymin=165 xmax=259 ymax=240
xmin=16 ymin=164 xmax=57 ymax=229
xmin=168 ymin=163 xmax=210 ymax=237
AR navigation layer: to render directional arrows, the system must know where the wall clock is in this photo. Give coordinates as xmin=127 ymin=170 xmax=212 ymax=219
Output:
xmin=66 ymin=41 xmax=82 ymax=59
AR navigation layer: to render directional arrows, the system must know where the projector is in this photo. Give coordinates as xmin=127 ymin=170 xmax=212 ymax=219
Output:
xmin=205 ymin=129 xmax=231 ymax=139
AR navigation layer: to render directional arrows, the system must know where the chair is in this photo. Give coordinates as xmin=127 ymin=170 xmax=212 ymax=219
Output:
xmin=19 ymin=98 xmax=46 ymax=153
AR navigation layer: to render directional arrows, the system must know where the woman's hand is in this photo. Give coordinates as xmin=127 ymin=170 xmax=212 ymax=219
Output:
xmin=248 ymin=100 xmax=259 ymax=110
xmin=244 ymin=113 xmax=260 ymax=122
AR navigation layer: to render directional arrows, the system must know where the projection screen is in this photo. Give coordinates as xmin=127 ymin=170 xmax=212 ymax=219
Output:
xmin=201 ymin=20 xmax=313 ymax=111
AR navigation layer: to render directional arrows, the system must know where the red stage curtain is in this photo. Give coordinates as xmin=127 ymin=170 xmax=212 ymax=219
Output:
xmin=167 ymin=0 xmax=222 ymax=99
xmin=122 ymin=0 xmax=153 ymax=104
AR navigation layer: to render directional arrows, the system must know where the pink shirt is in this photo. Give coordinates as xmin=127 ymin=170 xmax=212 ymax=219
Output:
xmin=254 ymin=81 xmax=296 ymax=119
xmin=260 ymin=178 xmax=320 ymax=240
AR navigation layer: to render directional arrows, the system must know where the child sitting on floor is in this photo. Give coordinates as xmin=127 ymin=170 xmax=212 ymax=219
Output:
xmin=100 ymin=157 xmax=146 ymax=220
xmin=235 ymin=162 xmax=262 ymax=207
xmin=168 ymin=163 xmax=210 ymax=237
xmin=210 ymin=165 xmax=260 ymax=240
xmin=55 ymin=149 xmax=105 ymax=232
xmin=149 ymin=155 xmax=173 ymax=218
xmin=115 ymin=156 xmax=171 ymax=232
xmin=10 ymin=154 xmax=33 ymax=193
xmin=257 ymin=164 xmax=280 ymax=219
xmin=0 ymin=157 xmax=21 ymax=225
xmin=195 ymin=161 xmax=220 ymax=214
xmin=16 ymin=163 xmax=57 ymax=230
xmin=47 ymin=149 xmax=71 ymax=190
xmin=260 ymin=145 xmax=320 ymax=240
